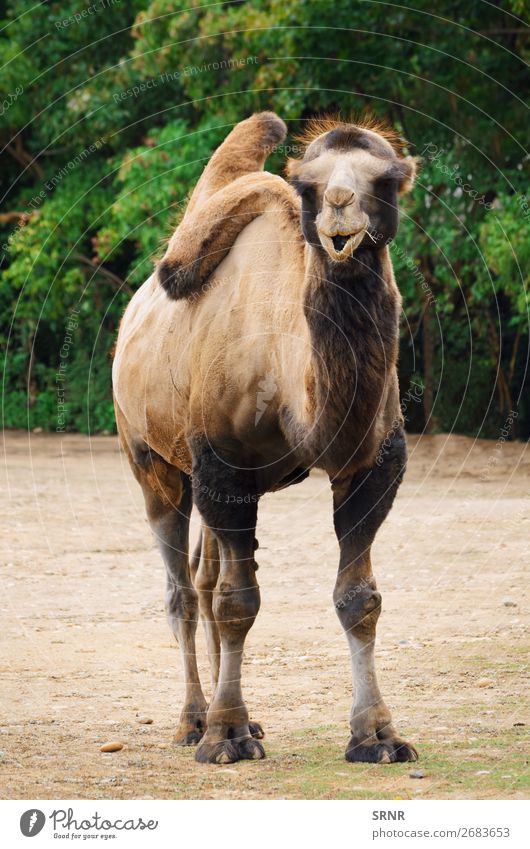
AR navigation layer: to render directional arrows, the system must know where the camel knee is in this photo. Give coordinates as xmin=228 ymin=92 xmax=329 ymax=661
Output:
xmin=166 ymin=584 xmax=199 ymax=627
xmin=376 ymin=425 xmax=407 ymax=485
xmin=334 ymin=581 xmax=382 ymax=637
xmin=213 ymin=583 xmax=260 ymax=638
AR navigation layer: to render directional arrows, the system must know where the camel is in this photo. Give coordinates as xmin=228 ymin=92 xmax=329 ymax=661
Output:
xmin=112 ymin=111 xmax=419 ymax=765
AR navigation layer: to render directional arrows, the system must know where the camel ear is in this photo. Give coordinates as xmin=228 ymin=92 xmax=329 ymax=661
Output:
xmin=398 ymin=156 xmax=421 ymax=194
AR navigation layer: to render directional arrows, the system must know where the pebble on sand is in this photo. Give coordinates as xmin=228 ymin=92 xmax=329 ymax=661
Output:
xmin=502 ymin=599 xmax=517 ymax=607
xmin=100 ymin=742 xmax=124 ymax=753
xmin=137 ymin=717 xmax=153 ymax=725
xmin=409 ymin=769 xmax=424 ymax=779
xmin=477 ymin=678 xmax=494 ymax=688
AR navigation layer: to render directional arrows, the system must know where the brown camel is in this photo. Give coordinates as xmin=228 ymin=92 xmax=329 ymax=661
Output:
xmin=113 ymin=111 xmax=419 ymax=765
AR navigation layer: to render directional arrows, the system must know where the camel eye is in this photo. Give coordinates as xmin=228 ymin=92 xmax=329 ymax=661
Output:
xmin=374 ymin=176 xmax=399 ymax=200
xmin=376 ymin=175 xmax=396 ymax=189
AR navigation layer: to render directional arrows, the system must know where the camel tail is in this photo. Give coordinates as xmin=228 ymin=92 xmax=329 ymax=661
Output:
xmin=184 ymin=112 xmax=287 ymax=218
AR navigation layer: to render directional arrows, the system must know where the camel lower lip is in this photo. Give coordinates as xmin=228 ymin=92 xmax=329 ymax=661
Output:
xmin=317 ymin=227 xmax=366 ymax=260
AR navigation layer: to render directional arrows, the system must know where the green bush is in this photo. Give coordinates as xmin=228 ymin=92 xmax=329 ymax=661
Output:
xmin=1 ymin=0 xmax=528 ymax=437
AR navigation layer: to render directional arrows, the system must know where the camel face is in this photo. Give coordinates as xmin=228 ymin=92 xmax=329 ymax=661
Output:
xmin=288 ymin=123 xmax=417 ymax=262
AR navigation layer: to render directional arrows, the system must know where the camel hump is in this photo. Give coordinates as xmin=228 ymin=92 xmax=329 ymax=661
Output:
xmin=159 ymin=172 xmax=300 ymax=301
xmin=185 ymin=112 xmax=287 ymax=217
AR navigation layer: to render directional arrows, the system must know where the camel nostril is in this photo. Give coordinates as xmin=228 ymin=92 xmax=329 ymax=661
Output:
xmin=332 ymin=234 xmax=350 ymax=252
xmin=324 ymin=187 xmax=355 ymax=208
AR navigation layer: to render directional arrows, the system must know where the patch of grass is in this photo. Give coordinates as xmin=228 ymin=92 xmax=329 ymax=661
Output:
xmin=147 ymin=726 xmax=529 ymax=800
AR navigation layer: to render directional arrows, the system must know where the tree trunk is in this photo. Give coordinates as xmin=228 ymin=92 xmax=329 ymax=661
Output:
xmin=422 ymin=302 xmax=438 ymax=432
xmin=487 ymin=315 xmax=515 ymax=425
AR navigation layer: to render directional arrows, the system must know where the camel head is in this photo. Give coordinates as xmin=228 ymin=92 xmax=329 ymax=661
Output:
xmin=287 ymin=117 xmax=418 ymax=263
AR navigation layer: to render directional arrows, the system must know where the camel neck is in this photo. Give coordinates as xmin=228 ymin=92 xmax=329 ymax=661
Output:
xmin=301 ymin=246 xmax=399 ymax=472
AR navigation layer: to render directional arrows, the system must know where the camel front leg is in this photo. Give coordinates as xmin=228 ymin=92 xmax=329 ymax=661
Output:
xmin=332 ymin=426 xmax=418 ymax=764
xmin=191 ymin=439 xmax=265 ymax=764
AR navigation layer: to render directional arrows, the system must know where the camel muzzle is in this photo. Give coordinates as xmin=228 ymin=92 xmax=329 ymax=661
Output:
xmin=318 ymin=222 xmax=367 ymax=262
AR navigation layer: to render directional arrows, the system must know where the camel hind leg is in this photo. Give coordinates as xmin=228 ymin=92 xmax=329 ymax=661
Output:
xmin=193 ymin=524 xmax=265 ymax=742
xmin=194 ymin=525 xmax=221 ymax=687
xmin=116 ymin=407 xmax=207 ymax=746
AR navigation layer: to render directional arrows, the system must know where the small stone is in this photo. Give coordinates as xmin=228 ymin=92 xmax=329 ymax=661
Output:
xmin=409 ymin=769 xmax=424 ymax=779
xmin=477 ymin=678 xmax=494 ymax=688
xmin=502 ymin=599 xmax=517 ymax=607
xmin=137 ymin=717 xmax=153 ymax=725
xmin=475 ymin=770 xmax=491 ymax=775
xmin=32 ymin=427 xmax=43 ymax=434
xmin=100 ymin=741 xmax=124 ymax=753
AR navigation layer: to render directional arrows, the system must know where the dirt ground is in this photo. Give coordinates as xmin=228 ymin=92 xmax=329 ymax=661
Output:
xmin=1 ymin=430 xmax=528 ymax=799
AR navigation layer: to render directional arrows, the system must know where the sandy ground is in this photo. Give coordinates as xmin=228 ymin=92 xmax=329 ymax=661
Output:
xmin=0 ymin=430 xmax=528 ymax=800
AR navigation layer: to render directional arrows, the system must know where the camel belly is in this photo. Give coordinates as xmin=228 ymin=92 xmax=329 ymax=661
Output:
xmin=113 ymin=274 xmax=194 ymax=467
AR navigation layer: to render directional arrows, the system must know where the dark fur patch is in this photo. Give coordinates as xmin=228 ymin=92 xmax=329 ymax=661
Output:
xmin=158 ymin=258 xmax=201 ymax=301
xmin=287 ymin=251 xmax=400 ymax=472
xmin=322 ymin=126 xmax=394 ymax=159
xmin=272 ymin=466 xmax=310 ymax=491
xmin=363 ymin=175 xmax=400 ymax=245
xmin=190 ymin=436 xmax=259 ymax=543
xmin=333 ymin=426 xmax=407 ymax=545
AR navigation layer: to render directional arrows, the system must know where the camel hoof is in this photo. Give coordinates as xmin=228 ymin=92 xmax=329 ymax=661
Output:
xmin=392 ymin=740 xmax=419 ymax=762
xmin=249 ymin=721 xmax=265 ymax=739
xmin=236 ymin=737 xmax=266 ymax=760
xmin=174 ymin=728 xmax=204 ymax=747
xmin=195 ymin=739 xmax=239 ymax=764
xmin=173 ymin=712 xmax=206 ymax=747
xmin=195 ymin=732 xmax=266 ymax=764
xmin=345 ymin=737 xmax=418 ymax=764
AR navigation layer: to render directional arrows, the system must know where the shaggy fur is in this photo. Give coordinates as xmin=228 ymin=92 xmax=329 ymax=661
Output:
xmin=294 ymin=113 xmax=407 ymax=155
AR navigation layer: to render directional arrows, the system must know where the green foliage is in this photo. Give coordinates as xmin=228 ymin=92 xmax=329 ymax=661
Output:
xmin=95 ymin=118 xmax=224 ymax=284
xmin=1 ymin=0 xmax=528 ymax=436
